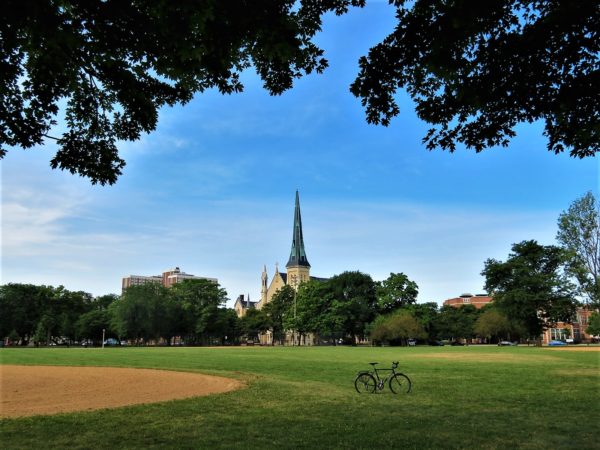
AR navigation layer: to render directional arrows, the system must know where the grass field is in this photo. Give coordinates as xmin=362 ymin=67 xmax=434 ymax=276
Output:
xmin=1 ymin=346 xmax=599 ymax=449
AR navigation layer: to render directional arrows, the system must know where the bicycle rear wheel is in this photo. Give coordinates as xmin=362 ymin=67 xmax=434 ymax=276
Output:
xmin=389 ymin=373 xmax=411 ymax=394
xmin=354 ymin=373 xmax=376 ymax=393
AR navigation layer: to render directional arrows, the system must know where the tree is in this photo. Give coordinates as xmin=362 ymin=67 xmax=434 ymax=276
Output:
xmin=0 ymin=283 xmax=52 ymax=345
xmin=170 ymin=279 xmax=229 ymax=345
xmin=482 ymin=240 xmax=577 ymax=340
xmin=0 ymin=283 xmax=93 ymax=345
xmin=406 ymin=302 xmax=439 ymax=339
xmin=6 ymin=2 xmax=595 ymax=186
xmin=557 ymin=192 xmax=600 ymax=307
xmin=474 ymin=308 xmax=512 ymax=343
xmin=369 ymin=310 xmax=426 ymax=346
xmin=240 ymin=308 xmax=270 ymax=343
xmin=50 ymin=287 xmax=93 ymax=343
xmin=93 ymin=294 xmax=119 ymax=311
xmin=375 ymin=272 xmax=418 ymax=313
xmin=434 ymin=305 xmax=479 ymax=342
xmin=292 ymin=279 xmax=335 ymax=344
xmin=586 ymin=312 xmax=600 ymax=337
xmin=75 ymin=309 xmax=112 ymax=344
xmin=206 ymin=308 xmax=240 ymax=345
xmin=263 ymin=285 xmax=295 ymax=345
xmin=326 ymin=271 xmax=377 ymax=342
xmin=111 ymin=283 xmax=173 ymax=343
xmin=351 ymin=1 xmax=599 ymax=157
xmin=1 ymin=0 xmax=362 ymax=184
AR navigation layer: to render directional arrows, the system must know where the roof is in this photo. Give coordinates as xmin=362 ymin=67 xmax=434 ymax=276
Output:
xmin=286 ymin=190 xmax=311 ymax=268
xmin=234 ymin=295 xmax=258 ymax=309
xmin=310 ymin=276 xmax=329 ymax=283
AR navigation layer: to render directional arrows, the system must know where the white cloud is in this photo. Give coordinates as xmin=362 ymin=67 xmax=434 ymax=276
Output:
xmin=304 ymin=200 xmax=558 ymax=303
xmin=2 ymin=184 xmax=89 ymax=256
xmin=0 ymin=154 xmax=564 ymax=306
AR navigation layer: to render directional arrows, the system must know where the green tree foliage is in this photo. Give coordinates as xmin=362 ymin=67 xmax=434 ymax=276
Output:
xmin=586 ymin=312 xmax=600 ymax=337
xmin=351 ymin=1 xmax=599 ymax=157
xmin=206 ymin=308 xmax=241 ymax=345
xmin=292 ymin=279 xmax=336 ymax=343
xmin=240 ymin=308 xmax=270 ymax=342
xmin=170 ymin=279 xmax=229 ymax=344
xmin=405 ymin=302 xmax=439 ymax=339
xmin=1 ymin=0 xmax=363 ymax=184
xmin=369 ymin=310 xmax=426 ymax=346
xmin=557 ymin=192 xmax=600 ymax=307
xmin=0 ymin=284 xmax=52 ymax=345
xmin=0 ymin=283 xmax=92 ymax=345
xmin=482 ymin=240 xmax=577 ymax=339
xmin=263 ymin=285 xmax=295 ymax=345
xmin=0 ymin=281 xmax=241 ymax=345
xmin=474 ymin=308 xmax=512 ymax=342
xmin=434 ymin=305 xmax=479 ymax=341
xmin=111 ymin=283 xmax=174 ymax=343
xmin=75 ymin=309 xmax=112 ymax=344
xmin=6 ymin=2 xmax=595 ymax=186
xmin=75 ymin=294 xmax=119 ymax=343
xmin=92 ymin=294 xmax=119 ymax=310
xmin=375 ymin=272 xmax=418 ymax=313
xmin=50 ymin=287 xmax=93 ymax=343
xmin=326 ymin=271 xmax=377 ymax=341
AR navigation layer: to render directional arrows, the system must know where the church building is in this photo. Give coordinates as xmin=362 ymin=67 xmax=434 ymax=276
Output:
xmin=236 ymin=191 xmax=326 ymax=321
xmin=257 ymin=190 xmax=320 ymax=309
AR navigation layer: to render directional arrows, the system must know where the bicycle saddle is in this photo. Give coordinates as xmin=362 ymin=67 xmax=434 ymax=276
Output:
xmin=369 ymin=362 xmax=378 ymax=366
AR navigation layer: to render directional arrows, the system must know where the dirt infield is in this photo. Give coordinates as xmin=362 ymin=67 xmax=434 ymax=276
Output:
xmin=0 ymin=365 xmax=243 ymax=418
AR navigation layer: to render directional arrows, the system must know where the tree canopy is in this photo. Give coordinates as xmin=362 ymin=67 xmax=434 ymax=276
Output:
xmin=482 ymin=240 xmax=577 ymax=339
xmin=2 ymin=1 xmax=597 ymax=184
xmin=586 ymin=311 xmax=600 ymax=337
xmin=557 ymin=191 xmax=600 ymax=307
xmin=369 ymin=310 xmax=426 ymax=346
xmin=1 ymin=0 xmax=362 ymax=184
xmin=351 ymin=1 xmax=599 ymax=157
xmin=375 ymin=272 xmax=418 ymax=313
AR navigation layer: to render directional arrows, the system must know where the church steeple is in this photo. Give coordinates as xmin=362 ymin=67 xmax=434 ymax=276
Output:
xmin=286 ymin=190 xmax=310 ymax=268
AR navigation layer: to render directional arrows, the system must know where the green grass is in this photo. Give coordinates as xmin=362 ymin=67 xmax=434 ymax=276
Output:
xmin=1 ymin=346 xmax=599 ymax=449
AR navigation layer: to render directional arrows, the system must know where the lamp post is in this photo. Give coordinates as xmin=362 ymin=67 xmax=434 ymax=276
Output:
xmin=102 ymin=328 xmax=105 ymax=349
xmin=291 ymin=275 xmax=298 ymax=346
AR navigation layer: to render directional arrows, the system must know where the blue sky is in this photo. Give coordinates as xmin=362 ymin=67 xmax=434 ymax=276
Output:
xmin=1 ymin=3 xmax=598 ymax=306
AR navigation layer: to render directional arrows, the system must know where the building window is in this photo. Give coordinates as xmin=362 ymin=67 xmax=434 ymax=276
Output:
xmin=550 ymin=328 xmax=568 ymax=340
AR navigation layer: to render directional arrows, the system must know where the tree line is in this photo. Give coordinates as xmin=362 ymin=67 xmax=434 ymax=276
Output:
xmin=0 ymin=280 xmax=236 ymax=346
xmin=2 ymin=192 xmax=598 ymax=346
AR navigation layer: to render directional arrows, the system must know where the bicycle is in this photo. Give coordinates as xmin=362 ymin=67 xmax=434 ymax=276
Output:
xmin=354 ymin=361 xmax=412 ymax=394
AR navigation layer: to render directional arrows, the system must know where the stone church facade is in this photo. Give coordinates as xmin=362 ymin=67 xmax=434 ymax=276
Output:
xmin=258 ymin=190 xmax=313 ymax=309
xmin=237 ymin=191 xmax=326 ymax=344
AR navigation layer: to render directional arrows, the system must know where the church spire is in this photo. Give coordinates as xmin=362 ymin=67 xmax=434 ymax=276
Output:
xmin=286 ymin=190 xmax=310 ymax=268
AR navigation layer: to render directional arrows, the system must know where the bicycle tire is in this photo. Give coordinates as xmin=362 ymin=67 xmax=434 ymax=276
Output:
xmin=354 ymin=373 xmax=376 ymax=394
xmin=389 ymin=373 xmax=411 ymax=394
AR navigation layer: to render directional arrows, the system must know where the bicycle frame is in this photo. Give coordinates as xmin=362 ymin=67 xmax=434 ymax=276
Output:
xmin=370 ymin=365 xmax=397 ymax=389
xmin=355 ymin=361 xmax=412 ymax=394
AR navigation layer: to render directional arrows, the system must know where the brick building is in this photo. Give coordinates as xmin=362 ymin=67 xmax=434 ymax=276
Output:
xmin=121 ymin=267 xmax=217 ymax=293
xmin=443 ymin=293 xmax=493 ymax=309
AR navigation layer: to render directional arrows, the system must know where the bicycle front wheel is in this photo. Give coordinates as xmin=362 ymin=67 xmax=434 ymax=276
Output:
xmin=389 ymin=373 xmax=412 ymax=394
xmin=355 ymin=373 xmax=376 ymax=394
